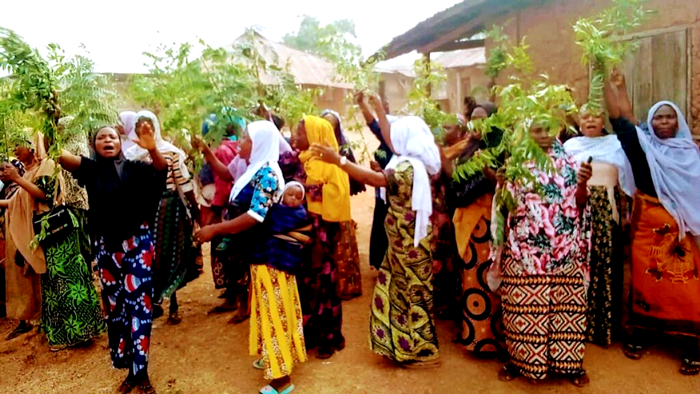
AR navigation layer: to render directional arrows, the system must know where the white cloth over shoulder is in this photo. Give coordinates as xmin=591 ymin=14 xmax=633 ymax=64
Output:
xmin=382 ymin=116 xmax=441 ymax=247
xmin=564 ymin=134 xmax=636 ymax=197
xmin=637 ymin=100 xmax=700 ymax=237
xmin=229 ymin=121 xmax=285 ymax=210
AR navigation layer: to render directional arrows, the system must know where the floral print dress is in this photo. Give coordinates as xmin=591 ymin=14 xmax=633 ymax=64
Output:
xmin=369 ymin=161 xmax=439 ymax=363
xmin=500 ymin=142 xmax=590 ymax=380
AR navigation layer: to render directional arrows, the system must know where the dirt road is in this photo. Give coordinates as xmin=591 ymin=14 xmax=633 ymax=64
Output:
xmin=1 ymin=191 xmax=699 ymax=394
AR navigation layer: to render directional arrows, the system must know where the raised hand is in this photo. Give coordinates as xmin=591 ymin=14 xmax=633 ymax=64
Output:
xmin=368 ymin=94 xmax=383 ymax=112
xmin=496 ymin=167 xmax=506 ymax=188
xmin=192 ymin=135 xmax=206 ymax=152
xmin=354 ymin=91 xmax=365 ymax=105
xmin=133 ymin=121 xmax=157 ymax=151
xmin=610 ymin=68 xmax=626 ymax=89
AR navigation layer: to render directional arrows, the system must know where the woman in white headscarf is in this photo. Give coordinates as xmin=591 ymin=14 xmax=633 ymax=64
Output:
xmin=310 ymin=108 xmax=442 ymax=368
xmin=118 ymin=111 xmax=138 ymax=153
xmin=192 ymin=119 xmax=292 ymax=318
xmin=607 ymin=76 xmax=700 ymax=375
xmin=196 ymin=122 xmax=306 ymax=394
xmin=564 ymin=104 xmax=636 ymax=348
xmin=126 ymin=110 xmax=200 ymax=325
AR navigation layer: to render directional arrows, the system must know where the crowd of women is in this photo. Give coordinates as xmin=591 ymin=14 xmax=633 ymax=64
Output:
xmin=0 ymin=66 xmax=698 ymax=394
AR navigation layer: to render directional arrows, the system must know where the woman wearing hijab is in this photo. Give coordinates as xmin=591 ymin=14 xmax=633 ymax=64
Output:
xmin=60 ymin=125 xmax=166 ymax=393
xmin=125 ymin=111 xmax=199 ymax=325
xmin=118 ymin=111 xmax=138 ymax=153
xmin=321 ymin=109 xmax=363 ymax=301
xmin=58 ymin=116 xmax=93 ymax=267
xmin=441 ymin=103 xmax=507 ymax=357
xmin=0 ymin=135 xmax=105 ymax=352
xmin=195 ymin=122 xmax=304 ymax=394
xmin=193 ymin=120 xmax=292 ymax=321
xmin=0 ymin=159 xmax=36 ymax=339
xmin=607 ymin=75 xmax=700 ymax=375
xmin=290 ymin=115 xmax=351 ymax=360
xmin=564 ymin=104 xmax=636 ymax=348
xmin=310 ymin=110 xmax=442 ymax=367
xmin=355 ymin=92 xmax=397 ymax=271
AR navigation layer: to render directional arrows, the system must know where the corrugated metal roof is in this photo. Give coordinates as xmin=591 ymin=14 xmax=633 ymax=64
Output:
xmin=434 ymin=47 xmax=485 ymax=69
xmin=230 ymin=31 xmax=352 ymax=90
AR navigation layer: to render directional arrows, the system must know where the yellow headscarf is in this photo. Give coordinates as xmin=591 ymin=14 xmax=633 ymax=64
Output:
xmin=299 ymin=116 xmax=351 ymax=222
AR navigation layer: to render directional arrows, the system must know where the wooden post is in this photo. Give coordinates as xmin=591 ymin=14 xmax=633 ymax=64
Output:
xmin=423 ymin=52 xmax=432 ymax=97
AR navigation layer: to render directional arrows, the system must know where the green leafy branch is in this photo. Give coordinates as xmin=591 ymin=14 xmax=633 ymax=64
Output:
xmin=573 ymin=0 xmax=652 ymax=113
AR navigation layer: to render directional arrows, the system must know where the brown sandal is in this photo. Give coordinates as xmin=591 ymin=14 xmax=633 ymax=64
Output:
xmin=498 ymin=364 xmax=520 ymax=382
xmin=570 ymin=372 xmax=590 ymax=388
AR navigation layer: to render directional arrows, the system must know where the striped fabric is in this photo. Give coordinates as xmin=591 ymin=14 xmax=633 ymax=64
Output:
xmin=163 ymin=152 xmax=193 ymax=193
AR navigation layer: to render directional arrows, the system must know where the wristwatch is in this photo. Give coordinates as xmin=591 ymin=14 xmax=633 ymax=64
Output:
xmin=339 ymin=156 xmax=348 ymax=166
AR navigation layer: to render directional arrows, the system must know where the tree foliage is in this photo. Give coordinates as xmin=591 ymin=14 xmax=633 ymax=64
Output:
xmin=454 ymin=29 xmax=578 ymax=245
xmin=573 ymin=0 xmax=652 ymax=113
xmin=282 ymin=16 xmax=361 ymax=64
xmin=404 ymin=57 xmax=458 ymax=141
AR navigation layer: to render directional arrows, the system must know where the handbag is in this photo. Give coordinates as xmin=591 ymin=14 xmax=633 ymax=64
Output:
xmin=33 ymin=205 xmax=76 ymax=245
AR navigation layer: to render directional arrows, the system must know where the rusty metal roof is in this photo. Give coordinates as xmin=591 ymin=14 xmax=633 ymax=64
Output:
xmin=230 ymin=31 xmax=352 ymax=90
xmin=434 ymin=47 xmax=486 ymax=68
xmin=379 ymin=0 xmax=523 ymax=59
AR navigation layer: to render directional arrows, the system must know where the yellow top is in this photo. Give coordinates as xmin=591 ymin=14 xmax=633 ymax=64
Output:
xmin=299 ymin=115 xmax=351 ymax=222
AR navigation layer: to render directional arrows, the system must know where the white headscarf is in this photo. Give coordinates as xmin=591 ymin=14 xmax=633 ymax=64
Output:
xmin=124 ymin=110 xmax=190 ymax=179
xmin=383 ymin=116 xmax=441 ymax=247
xmin=227 ymin=127 xmax=292 ymax=181
xmin=564 ymin=134 xmax=636 ymax=197
xmin=119 ymin=111 xmax=138 ymax=152
xmin=279 ymin=181 xmax=305 ymax=203
xmin=637 ymin=101 xmax=700 ymax=237
xmin=229 ymin=121 xmax=285 ymax=207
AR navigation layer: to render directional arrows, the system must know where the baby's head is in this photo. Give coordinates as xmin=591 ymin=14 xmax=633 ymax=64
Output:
xmin=281 ymin=182 xmax=305 ymax=208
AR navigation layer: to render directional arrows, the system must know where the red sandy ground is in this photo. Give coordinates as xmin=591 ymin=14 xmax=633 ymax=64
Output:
xmin=0 ymin=190 xmax=698 ymax=394
xmin=1 ymin=121 xmax=698 ymax=394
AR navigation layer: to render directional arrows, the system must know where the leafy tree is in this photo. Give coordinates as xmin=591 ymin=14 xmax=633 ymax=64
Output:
xmin=282 ymin=16 xmax=361 ymax=64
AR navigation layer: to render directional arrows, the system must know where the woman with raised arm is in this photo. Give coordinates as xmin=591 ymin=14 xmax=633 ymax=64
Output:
xmin=1 ymin=135 xmax=105 ymax=352
xmin=606 ymin=71 xmax=700 ymax=376
xmin=193 ymin=120 xmax=291 ymax=321
xmin=195 ymin=121 xmax=306 ymax=394
xmin=125 ymin=111 xmax=200 ymax=325
xmin=443 ymin=103 xmax=507 ymax=357
xmin=563 ymin=102 xmax=636 ymax=348
xmin=59 ymin=124 xmax=166 ymax=394
xmin=309 ymin=110 xmax=442 ymax=368
xmin=355 ymin=92 xmax=397 ymax=270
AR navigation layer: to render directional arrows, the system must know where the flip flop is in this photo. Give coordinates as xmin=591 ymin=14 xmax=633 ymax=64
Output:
xmin=624 ymin=343 xmax=643 ymax=360
xmin=259 ymin=384 xmax=295 ymax=394
xmin=253 ymin=358 xmax=264 ymax=370
xmin=680 ymin=358 xmax=700 ymax=376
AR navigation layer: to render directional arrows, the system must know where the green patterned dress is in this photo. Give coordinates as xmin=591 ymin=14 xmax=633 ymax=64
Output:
xmin=369 ymin=161 xmax=439 ymax=363
xmin=37 ymin=176 xmax=105 ymax=347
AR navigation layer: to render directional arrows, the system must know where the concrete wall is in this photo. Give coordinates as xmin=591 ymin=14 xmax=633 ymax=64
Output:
xmin=487 ymin=0 xmax=700 ymax=135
